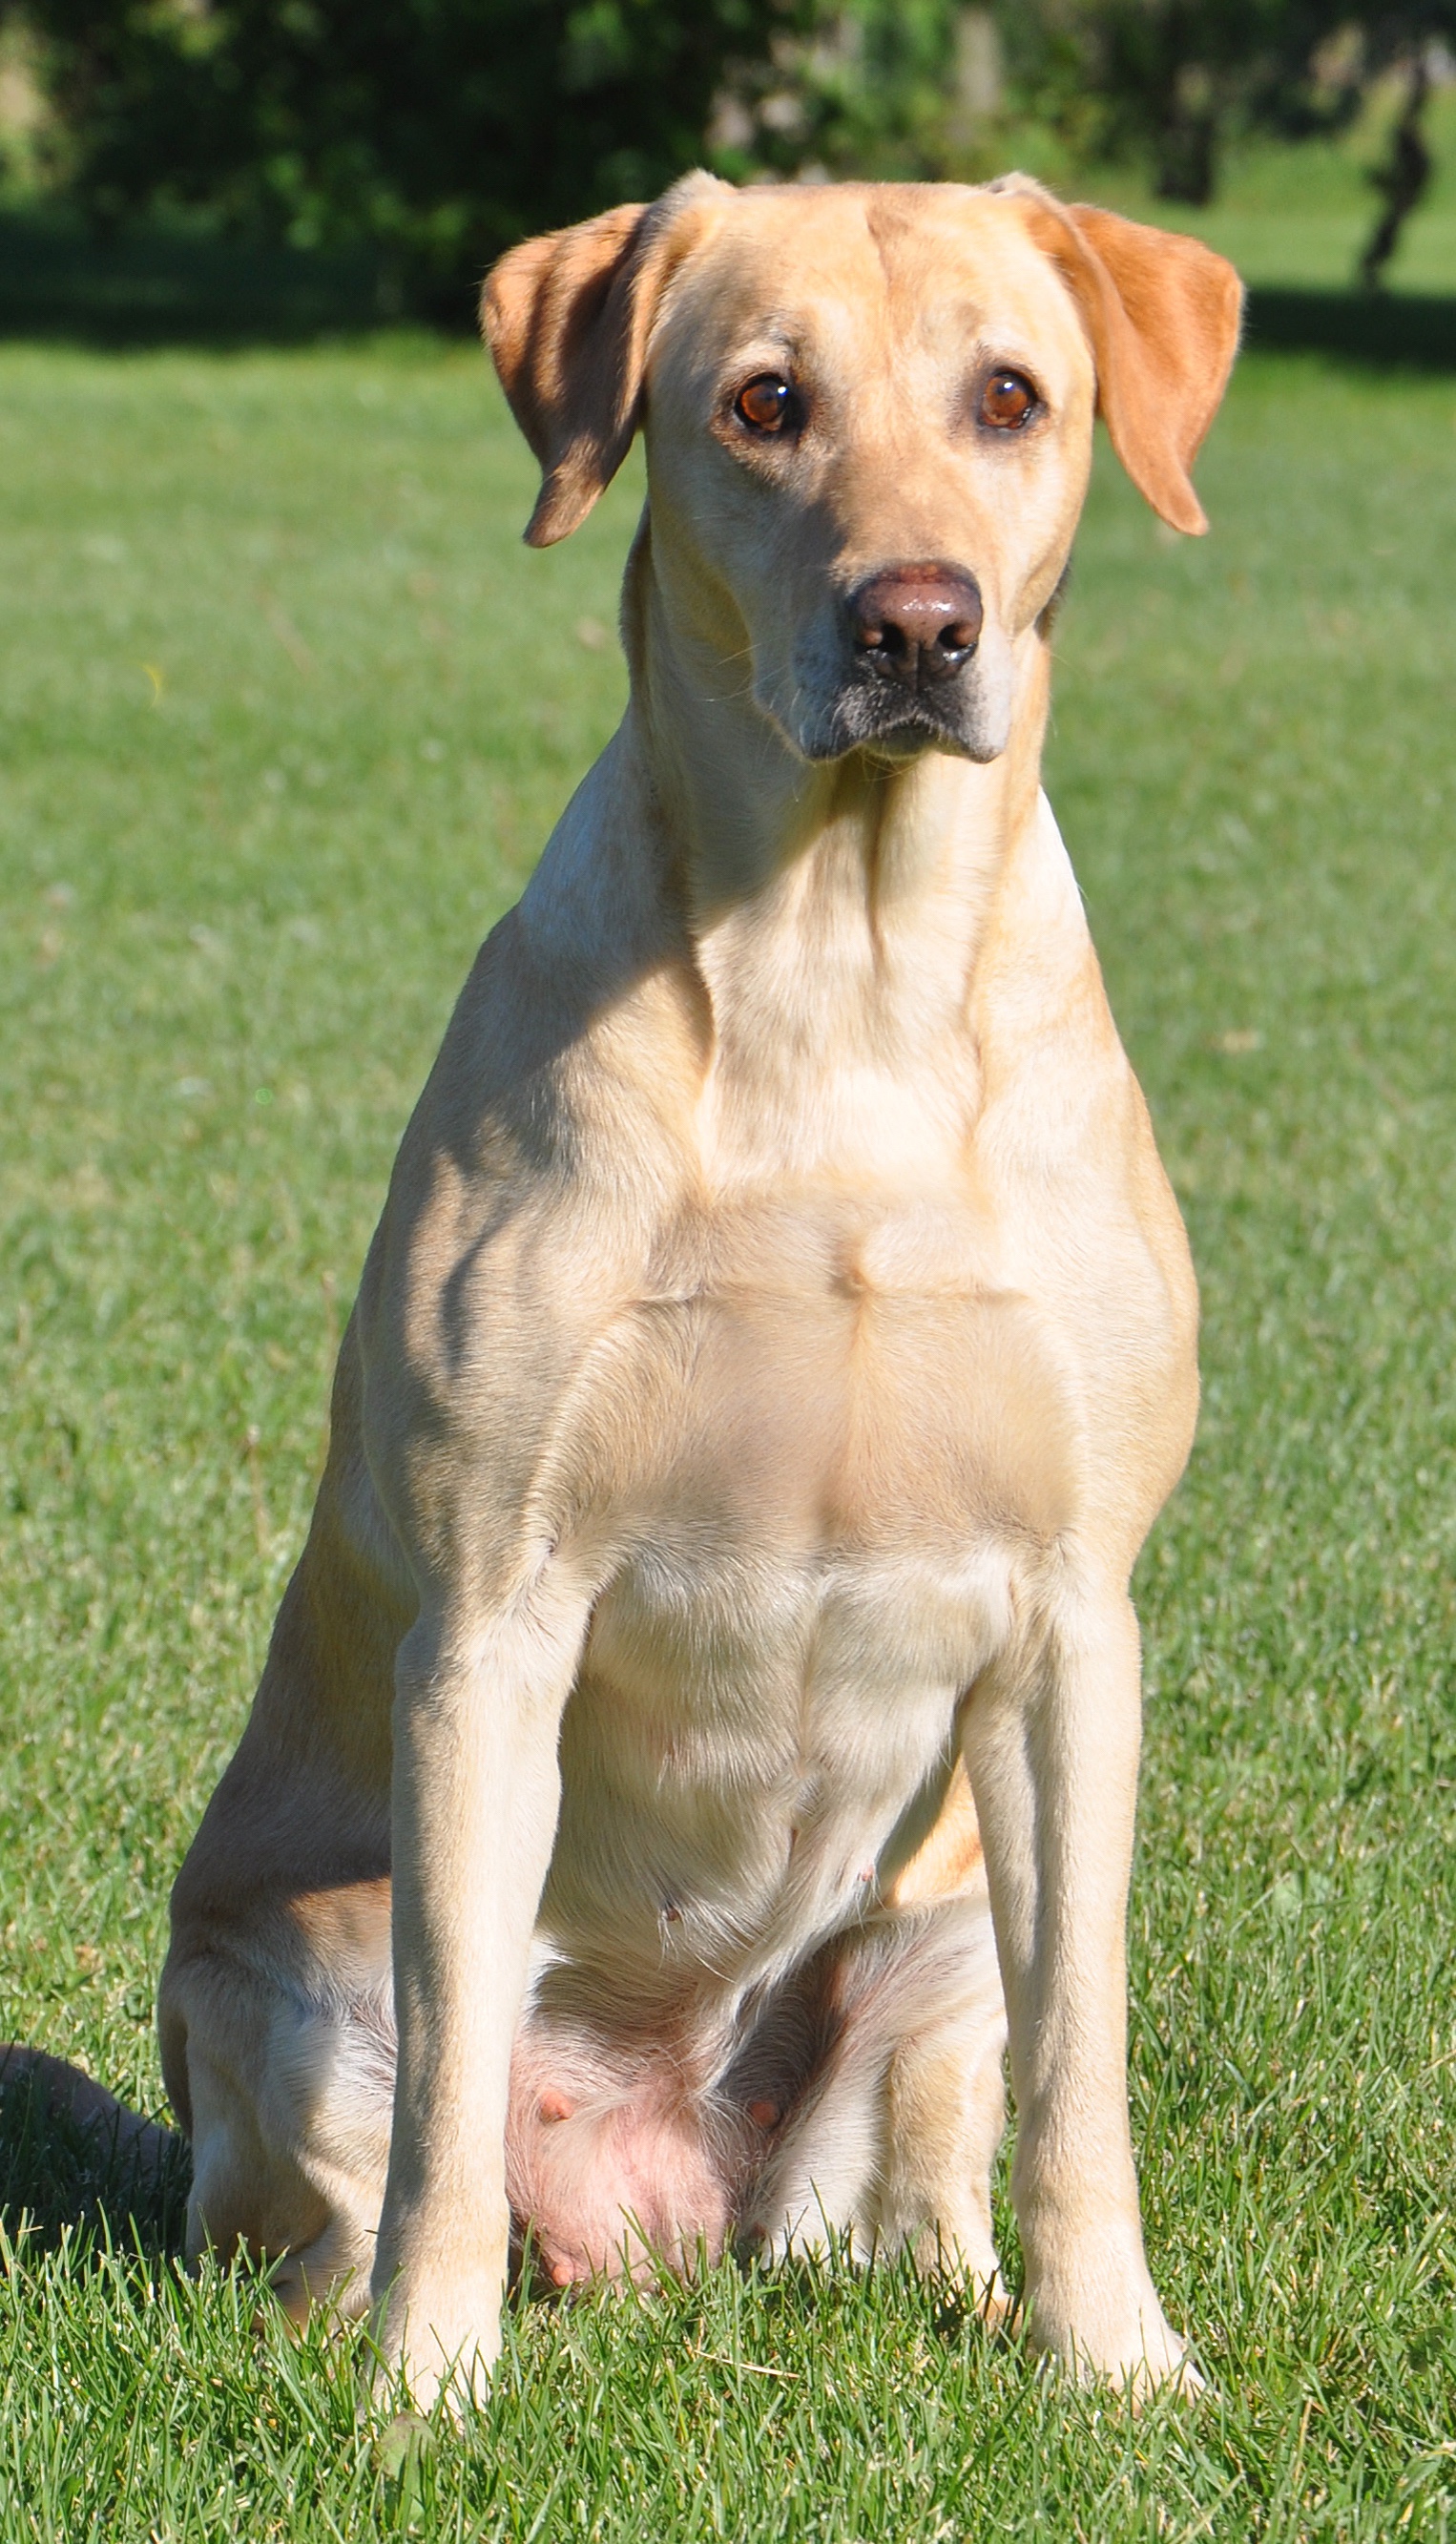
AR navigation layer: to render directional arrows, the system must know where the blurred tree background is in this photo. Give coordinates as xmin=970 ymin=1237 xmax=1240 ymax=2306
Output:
xmin=0 ymin=1 xmax=1453 ymax=315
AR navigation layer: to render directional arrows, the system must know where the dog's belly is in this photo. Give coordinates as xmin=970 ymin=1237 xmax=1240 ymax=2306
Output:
xmin=546 ymin=1536 xmax=1001 ymax=1992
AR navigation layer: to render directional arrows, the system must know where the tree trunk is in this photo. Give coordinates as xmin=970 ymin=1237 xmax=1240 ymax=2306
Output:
xmin=1154 ymin=103 xmax=1217 ymax=206
xmin=1359 ymin=52 xmax=1432 ymax=294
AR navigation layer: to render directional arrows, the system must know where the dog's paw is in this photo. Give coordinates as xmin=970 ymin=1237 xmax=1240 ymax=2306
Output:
xmin=937 ymin=2259 xmax=1013 ymax=2334
xmin=1020 ymin=2277 xmax=1201 ymax=2403
xmin=267 ymin=2229 xmax=375 ymax=2327
xmin=370 ymin=2276 xmax=502 ymax=2418
xmin=740 ymin=2207 xmax=870 ymax=2271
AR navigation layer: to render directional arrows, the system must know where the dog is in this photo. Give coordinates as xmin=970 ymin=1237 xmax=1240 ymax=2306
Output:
xmin=157 ymin=172 xmax=1241 ymax=2409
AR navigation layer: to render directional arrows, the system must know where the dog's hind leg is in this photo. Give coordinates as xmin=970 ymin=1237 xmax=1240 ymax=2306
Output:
xmin=160 ymin=1340 xmax=411 ymax=2320
xmin=160 ymin=1895 xmax=395 ymax=2321
xmin=743 ymin=2023 xmax=885 ymax=2264
xmin=877 ymin=1989 xmax=1009 ymax=2315
xmin=744 ymin=1889 xmax=1007 ymax=2300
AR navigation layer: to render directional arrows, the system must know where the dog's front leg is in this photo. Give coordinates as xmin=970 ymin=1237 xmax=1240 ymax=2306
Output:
xmin=962 ymin=1587 xmax=1194 ymax=2393
xmin=371 ymin=1574 xmax=591 ymax=2411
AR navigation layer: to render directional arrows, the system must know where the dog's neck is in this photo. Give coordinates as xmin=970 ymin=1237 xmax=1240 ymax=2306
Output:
xmin=612 ymin=518 xmax=1069 ymax=1187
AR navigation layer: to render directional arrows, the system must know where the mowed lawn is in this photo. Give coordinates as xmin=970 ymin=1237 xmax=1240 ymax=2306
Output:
xmin=1 ymin=309 xmax=1455 ymax=2542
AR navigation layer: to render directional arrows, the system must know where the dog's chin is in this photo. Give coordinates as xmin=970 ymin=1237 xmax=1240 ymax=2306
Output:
xmin=771 ymin=678 xmax=1008 ymax=768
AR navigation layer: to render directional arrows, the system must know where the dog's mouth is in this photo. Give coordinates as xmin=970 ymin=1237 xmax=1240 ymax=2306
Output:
xmin=793 ymin=669 xmax=995 ymax=766
xmin=843 ymin=676 xmax=977 ymax=758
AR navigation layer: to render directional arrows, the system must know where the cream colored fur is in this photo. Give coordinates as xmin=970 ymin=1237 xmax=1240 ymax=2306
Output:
xmin=158 ymin=174 xmax=1241 ymax=2410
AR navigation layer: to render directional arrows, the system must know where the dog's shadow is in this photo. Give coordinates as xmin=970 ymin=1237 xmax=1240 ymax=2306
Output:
xmin=0 ymin=2048 xmax=190 ymax=2258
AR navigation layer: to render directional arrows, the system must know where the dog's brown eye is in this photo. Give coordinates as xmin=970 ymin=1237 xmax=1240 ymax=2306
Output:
xmin=980 ymin=370 xmax=1038 ymax=430
xmin=735 ymin=375 xmax=796 ymax=434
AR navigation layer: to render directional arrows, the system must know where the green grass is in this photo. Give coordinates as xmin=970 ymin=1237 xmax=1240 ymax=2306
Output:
xmin=2 ymin=319 xmax=1455 ymax=2537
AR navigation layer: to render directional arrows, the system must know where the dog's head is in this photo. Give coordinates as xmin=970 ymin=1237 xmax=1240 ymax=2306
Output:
xmin=484 ymin=177 xmax=1240 ymax=766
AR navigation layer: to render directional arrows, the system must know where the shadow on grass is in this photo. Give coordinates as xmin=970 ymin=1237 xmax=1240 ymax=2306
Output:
xmin=0 ymin=208 xmax=470 ymax=346
xmin=1243 ymin=283 xmax=1456 ymax=368
xmin=0 ymin=2049 xmax=189 ymax=2258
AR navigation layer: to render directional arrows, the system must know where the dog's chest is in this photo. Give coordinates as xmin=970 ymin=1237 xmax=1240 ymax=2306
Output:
xmin=573 ymin=1190 xmax=1080 ymax=1555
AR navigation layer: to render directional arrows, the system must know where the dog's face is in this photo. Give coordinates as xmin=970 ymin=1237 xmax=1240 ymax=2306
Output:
xmin=484 ymin=177 xmax=1241 ymax=770
xmin=642 ymin=187 xmax=1096 ymax=765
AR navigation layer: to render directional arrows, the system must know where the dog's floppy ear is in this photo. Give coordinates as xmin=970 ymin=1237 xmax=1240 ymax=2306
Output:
xmin=483 ymin=174 xmax=728 ymax=548
xmin=1000 ymin=181 xmax=1242 ymax=535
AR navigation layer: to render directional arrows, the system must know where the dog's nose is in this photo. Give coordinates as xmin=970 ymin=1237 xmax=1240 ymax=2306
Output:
xmin=848 ymin=564 xmax=984 ymax=685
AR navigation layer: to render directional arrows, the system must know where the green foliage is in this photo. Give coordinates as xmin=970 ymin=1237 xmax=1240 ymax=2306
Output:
xmin=717 ymin=3 xmax=1456 ymax=214
xmin=11 ymin=0 xmax=1456 ymax=302
xmin=2 ymin=293 xmax=1456 ymax=2533
xmin=716 ymin=1 xmax=972 ymax=185
xmin=810 ymin=0 xmax=963 ymax=174
xmin=6 ymin=0 xmax=809 ymax=314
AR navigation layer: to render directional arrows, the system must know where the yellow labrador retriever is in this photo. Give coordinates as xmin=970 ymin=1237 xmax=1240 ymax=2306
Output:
xmin=159 ymin=173 xmax=1240 ymax=2408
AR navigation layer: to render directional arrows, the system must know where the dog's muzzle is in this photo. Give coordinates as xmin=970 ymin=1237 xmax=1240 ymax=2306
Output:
xmin=787 ymin=559 xmax=999 ymax=761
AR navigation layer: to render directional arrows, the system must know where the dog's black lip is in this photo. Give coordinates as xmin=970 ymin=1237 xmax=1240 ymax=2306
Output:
xmin=862 ymin=727 xmax=947 ymax=761
xmin=801 ymin=720 xmax=974 ymax=766
xmin=839 ymin=678 xmax=972 ymax=752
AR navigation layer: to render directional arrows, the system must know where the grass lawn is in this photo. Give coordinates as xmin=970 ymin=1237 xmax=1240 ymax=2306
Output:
xmin=2 ymin=300 xmax=1455 ymax=2534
